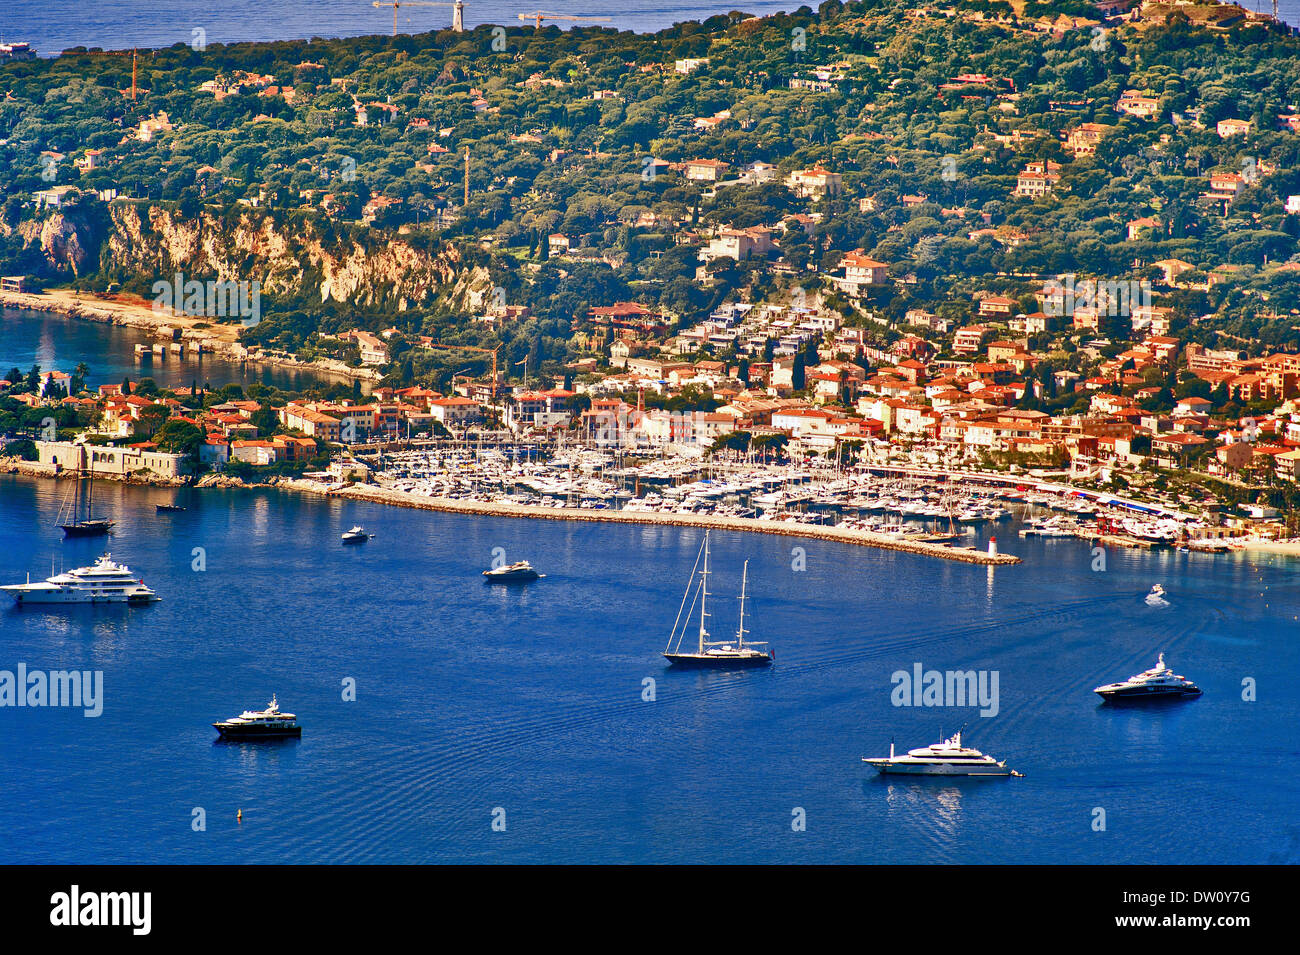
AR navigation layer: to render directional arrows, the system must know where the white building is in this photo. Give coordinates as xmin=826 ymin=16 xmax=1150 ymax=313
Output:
xmin=36 ymin=440 xmax=186 ymax=479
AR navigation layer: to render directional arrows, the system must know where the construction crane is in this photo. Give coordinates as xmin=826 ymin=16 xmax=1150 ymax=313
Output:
xmin=62 ymin=48 xmax=150 ymax=101
xmin=371 ymin=1 xmax=466 ymax=36
xmin=425 ymin=342 xmax=503 ymax=393
xmin=517 ymin=11 xmax=611 ymax=28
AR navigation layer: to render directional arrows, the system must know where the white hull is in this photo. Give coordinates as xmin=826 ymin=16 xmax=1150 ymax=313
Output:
xmin=2 ymin=587 xmax=157 ymax=604
xmin=864 ymin=759 xmax=1010 ymax=777
xmin=863 ymin=729 xmax=1016 ymax=777
xmin=3 ymin=554 xmax=159 ymax=605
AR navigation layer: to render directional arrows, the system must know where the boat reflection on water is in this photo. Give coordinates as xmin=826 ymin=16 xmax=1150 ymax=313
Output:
xmin=878 ymin=782 xmax=967 ymax=853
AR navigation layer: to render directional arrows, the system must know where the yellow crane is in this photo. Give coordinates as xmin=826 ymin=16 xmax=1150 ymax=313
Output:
xmin=371 ymin=1 xmax=466 ymax=36
xmin=425 ymin=342 xmax=503 ymax=391
xmin=517 ymin=11 xmax=611 ymax=28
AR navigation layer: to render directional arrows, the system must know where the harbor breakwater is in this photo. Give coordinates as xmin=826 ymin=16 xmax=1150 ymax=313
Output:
xmin=1 ymin=458 xmax=1020 ymax=564
xmin=279 ymin=478 xmax=1024 ymax=566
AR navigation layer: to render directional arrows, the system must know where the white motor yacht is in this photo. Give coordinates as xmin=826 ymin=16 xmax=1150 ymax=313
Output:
xmin=483 ymin=560 xmax=543 ymax=581
xmin=1 ymin=554 xmax=160 ymax=605
xmin=862 ymin=729 xmax=1018 ymax=776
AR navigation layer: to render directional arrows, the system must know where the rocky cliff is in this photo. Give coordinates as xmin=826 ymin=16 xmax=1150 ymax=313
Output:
xmin=12 ymin=200 xmax=491 ymax=313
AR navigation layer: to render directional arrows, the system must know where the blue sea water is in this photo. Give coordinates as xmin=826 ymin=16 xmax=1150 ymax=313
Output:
xmin=3 ymin=0 xmax=802 ymax=54
xmin=1 ymin=307 xmax=348 ymax=393
xmin=0 ymin=0 xmax=1293 ymax=56
xmin=0 ymin=472 xmax=1297 ymax=864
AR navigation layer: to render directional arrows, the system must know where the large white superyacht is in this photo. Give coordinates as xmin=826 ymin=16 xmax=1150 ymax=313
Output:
xmin=1 ymin=554 xmax=161 ymax=605
xmin=862 ymin=728 xmax=1019 ymax=777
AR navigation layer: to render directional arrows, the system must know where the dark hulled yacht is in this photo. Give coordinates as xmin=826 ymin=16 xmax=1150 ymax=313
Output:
xmin=1094 ymin=653 xmax=1202 ymax=702
xmin=663 ymin=532 xmax=773 ymax=668
xmin=212 ymin=695 xmax=302 ymax=739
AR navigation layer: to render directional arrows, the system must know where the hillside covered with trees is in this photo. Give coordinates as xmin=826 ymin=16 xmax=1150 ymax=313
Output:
xmin=2 ymin=0 xmax=1299 ymax=389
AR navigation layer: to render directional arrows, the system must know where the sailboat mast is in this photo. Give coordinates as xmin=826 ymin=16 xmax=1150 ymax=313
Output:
xmin=736 ymin=559 xmax=748 ymax=649
xmin=698 ymin=531 xmax=710 ymax=653
xmin=72 ymin=455 xmax=82 ymax=527
xmin=86 ymin=453 xmax=94 ymax=522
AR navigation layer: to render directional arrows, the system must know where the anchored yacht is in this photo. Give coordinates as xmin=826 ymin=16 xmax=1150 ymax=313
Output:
xmin=1 ymin=554 xmax=160 ymax=605
xmin=862 ymin=729 xmax=1018 ymax=776
xmin=1094 ymin=653 xmax=1201 ymax=702
xmin=483 ymin=560 xmax=543 ymax=581
xmin=663 ymin=532 xmax=774 ymax=668
xmin=212 ymin=695 xmax=302 ymax=739
xmin=341 ymin=525 xmax=371 ymax=543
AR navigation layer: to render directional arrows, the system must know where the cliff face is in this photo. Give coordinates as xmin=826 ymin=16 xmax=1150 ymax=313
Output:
xmin=15 ymin=207 xmax=106 ymax=277
xmin=104 ymin=204 xmax=491 ymax=311
xmin=15 ymin=202 xmax=491 ymax=311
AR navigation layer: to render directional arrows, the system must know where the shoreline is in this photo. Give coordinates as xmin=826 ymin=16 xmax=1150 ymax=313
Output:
xmin=0 ymin=460 xmax=1021 ymax=566
xmin=7 ymin=458 xmax=1296 ymax=560
xmin=282 ymin=478 xmax=1024 ymax=566
xmin=1 ymin=290 xmax=380 ymax=386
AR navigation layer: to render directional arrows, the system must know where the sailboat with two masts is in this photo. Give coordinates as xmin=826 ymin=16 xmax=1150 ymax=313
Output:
xmin=663 ymin=531 xmax=774 ymax=668
xmin=58 ymin=450 xmax=115 ymax=538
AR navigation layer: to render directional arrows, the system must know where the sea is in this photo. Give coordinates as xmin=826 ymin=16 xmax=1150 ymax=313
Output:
xmin=2 ymin=0 xmax=1296 ymax=54
xmin=1 ymin=306 xmax=350 ymax=393
xmin=1 ymin=318 xmax=1299 ymax=863
xmin=1 ymin=475 xmax=1298 ymax=864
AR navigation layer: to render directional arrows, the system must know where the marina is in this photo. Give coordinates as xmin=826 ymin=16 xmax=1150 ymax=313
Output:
xmin=358 ymin=444 xmax=1238 ymax=553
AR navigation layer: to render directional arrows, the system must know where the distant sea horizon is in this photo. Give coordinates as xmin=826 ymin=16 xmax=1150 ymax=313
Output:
xmin=2 ymin=0 xmax=1297 ymax=56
